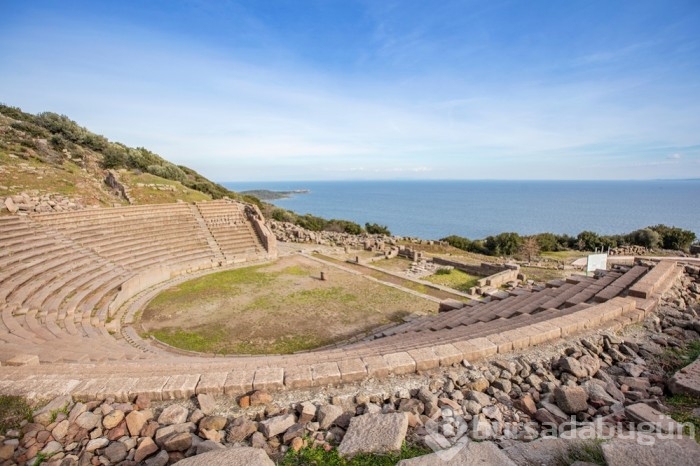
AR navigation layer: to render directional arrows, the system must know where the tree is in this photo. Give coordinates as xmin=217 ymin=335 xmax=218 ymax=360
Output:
xmin=485 ymin=232 xmax=522 ymax=256
xmin=519 ymin=236 xmax=541 ymax=262
xmin=576 ymin=231 xmax=601 ymax=251
xmin=441 ymin=235 xmax=473 ymax=252
xmin=326 ymin=219 xmax=363 ymax=235
xmin=365 ymin=223 xmax=391 ymax=235
xmin=535 ymin=233 xmax=560 ymax=252
xmin=102 ymin=145 xmax=127 ymax=169
xmin=626 ymin=228 xmax=661 ymax=249
xmin=649 ymin=224 xmax=696 ymax=252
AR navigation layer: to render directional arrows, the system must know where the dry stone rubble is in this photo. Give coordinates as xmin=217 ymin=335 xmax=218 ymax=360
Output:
xmin=0 ymin=268 xmax=697 ymax=465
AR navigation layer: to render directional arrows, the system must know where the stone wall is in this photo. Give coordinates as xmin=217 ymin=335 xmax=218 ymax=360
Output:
xmin=245 ymin=204 xmax=278 ymax=258
xmin=269 ymin=220 xmax=397 ymax=250
xmin=609 ymin=245 xmax=648 ymax=256
xmin=3 ymin=192 xmax=84 ymax=214
xmin=432 ymin=257 xmax=517 ymax=278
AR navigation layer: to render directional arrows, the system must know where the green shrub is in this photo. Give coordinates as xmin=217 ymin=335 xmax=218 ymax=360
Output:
xmin=485 ymin=232 xmax=522 ymax=256
xmin=365 ymin=222 xmax=391 ymax=235
xmin=146 ymin=163 xmax=187 ymax=182
xmin=0 ymin=395 xmax=33 ymax=433
xmin=326 ymin=219 xmax=363 ymax=235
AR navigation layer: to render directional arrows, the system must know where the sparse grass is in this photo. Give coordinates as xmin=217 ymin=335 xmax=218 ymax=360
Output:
xmin=141 ymin=256 xmax=436 ymax=355
xmin=280 ymin=442 xmax=432 ymax=466
xmin=655 ymin=340 xmax=700 ymax=376
xmin=541 ymin=250 xmax=588 ymax=261
xmin=521 ymin=266 xmax=567 ymax=282
xmin=657 ymin=340 xmax=700 ymax=443
xmin=147 ymin=328 xmax=228 ymax=353
xmin=118 ymin=170 xmax=211 ymax=204
xmin=424 ymin=269 xmax=480 ymax=292
xmin=555 ymin=439 xmax=607 ymax=466
xmin=0 ymin=395 xmax=33 ymax=434
xmin=666 ymin=394 xmax=700 ymax=443
xmin=32 ymin=452 xmax=49 ymax=466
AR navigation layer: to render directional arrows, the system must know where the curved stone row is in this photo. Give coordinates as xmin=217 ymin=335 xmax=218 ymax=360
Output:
xmin=0 ymin=202 xmax=685 ymax=403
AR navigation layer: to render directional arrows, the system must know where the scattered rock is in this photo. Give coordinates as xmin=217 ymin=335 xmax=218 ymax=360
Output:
xmin=554 ymin=386 xmax=589 ymax=414
xmin=158 ymin=404 xmax=189 ymax=425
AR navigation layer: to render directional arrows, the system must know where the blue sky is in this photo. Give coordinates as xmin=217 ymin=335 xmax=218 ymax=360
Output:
xmin=1 ymin=1 xmax=699 ymax=181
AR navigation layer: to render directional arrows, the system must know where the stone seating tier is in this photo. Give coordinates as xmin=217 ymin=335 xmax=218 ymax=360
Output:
xmin=0 ymin=202 xmax=683 ymax=402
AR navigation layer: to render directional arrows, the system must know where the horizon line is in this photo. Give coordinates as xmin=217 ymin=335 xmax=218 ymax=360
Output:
xmin=220 ymin=177 xmax=700 ymax=184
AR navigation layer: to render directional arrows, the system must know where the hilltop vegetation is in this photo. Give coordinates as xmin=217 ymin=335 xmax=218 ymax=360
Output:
xmin=0 ymin=103 xmax=260 ymax=206
xmin=442 ymin=225 xmax=697 ymax=258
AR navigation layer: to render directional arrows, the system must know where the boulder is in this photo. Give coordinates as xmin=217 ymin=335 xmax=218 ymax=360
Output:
xmin=173 ymin=447 xmax=274 ymax=466
xmin=397 ymin=439 xmax=516 ymax=465
xmin=469 ymin=414 xmax=494 ymax=440
xmin=197 ymin=393 xmax=217 ymax=415
xmin=199 ymin=415 xmax=227 ymax=431
xmin=554 ymin=386 xmax=589 ymax=414
xmin=126 ymin=410 xmax=149 ymax=437
xmin=102 ymin=410 xmax=125 ymax=430
xmin=134 ymin=437 xmax=159 ymax=463
xmin=602 ymin=434 xmax=700 ymax=466
xmin=259 ymin=413 xmax=296 ymax=438
xmin=625 ymin=403 xmax=684 ymax=434
xmin=559 ymin=357 xmax=588 ymax=378
xmin=158 ymin=404 xmax=189 ymax=425
xmin=317 ymin=404 xmax=344 ymax=430
xmin=227 ymin=418 xmax=258 ymax=443
xmin=338 ymin=413 xmax=408 ymax=458
xmin=104 ymin=441 xmax=128 ymax=463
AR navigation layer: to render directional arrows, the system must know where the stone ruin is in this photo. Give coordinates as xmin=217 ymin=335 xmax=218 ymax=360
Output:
xmin=3 ymin=191 xmax=84 ymax=214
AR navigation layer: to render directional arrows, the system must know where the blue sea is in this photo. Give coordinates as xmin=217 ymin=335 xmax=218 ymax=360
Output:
xmin=222 ymin=180 xmax=700 ymax=240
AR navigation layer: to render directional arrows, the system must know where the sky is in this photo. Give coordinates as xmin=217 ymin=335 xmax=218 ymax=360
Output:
xmin=1 ymin=1 xmax=699 ymax=181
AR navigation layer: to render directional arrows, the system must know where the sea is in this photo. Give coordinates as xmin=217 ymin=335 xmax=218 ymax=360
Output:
xmin=222 ymin=180 xmax=700 ymax=240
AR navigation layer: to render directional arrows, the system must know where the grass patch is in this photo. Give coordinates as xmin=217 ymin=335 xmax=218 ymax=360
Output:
xmin=282 ymin=265 xmax=312 ymax=276
xmin=0 ymin=395 xmax=33 ymax=434
xmin=146 ymin=265 xmax=272 ymax=309
xmin=119 ymin=170 xmax=211 ymax=204
xmin=655 ymin=340 xmax=700 ymax=376
xmin=280 ymin=442 xmax=432 ymax=466
xmin=288 ymin=287 xmax=358 ymax=305
xmin=657 ymin=340 xmax=700 ymax=443
xmin=541 ymin=250 xmax=588 ymax=260
xmin=147 ymin=328 xmax=227 ymax=353
xmin=424 ymin=269 xmax=480 ymax=292
xmin=555 ymin=439 xmax=606 ymax=465
xmin=141 ymin=256 xmax=436 ymax=355
xmin=666 ymin=394 xmax=700 ymax=442
xmin=239 ymin=335 xmax=327 ymax=354
xmin=520 ymin=266 xmax=567 ymax=282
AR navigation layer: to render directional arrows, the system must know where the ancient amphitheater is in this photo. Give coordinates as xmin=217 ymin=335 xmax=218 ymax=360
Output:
xmin=0 ymin=200 xmax=685 ymax=403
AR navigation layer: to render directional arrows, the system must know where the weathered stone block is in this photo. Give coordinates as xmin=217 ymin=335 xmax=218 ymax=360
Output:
xmin=362 ymin=356 xmax=390 ymax=378
xmin=284 ymin=365 xmax=314 ymax=390
xmin=383 ymin=352 xmax=416 ymax=375
xmin=432 ymin=343 xmax=463 ymax=366
xmin=162 ymin=374 xmax=200 ymax=400
xmin=223 ymin=370 xmax=255 ymax=395
xmin=196 ymin=372 xmax=228 ymax=396
xmin=338 ymin=413 xmax=408 ymax=458
xmin=253 ymin=368 xmax=285 ymax=391
xmin=312 ymin=362 xmax=341 ymax=386
xmin=407 ymin=347 xmax=439 ymax=371
xmin=486 ymin=333 xmax=514 ymax=353
xmin=338 ymin=358 xmax=367 ymax=382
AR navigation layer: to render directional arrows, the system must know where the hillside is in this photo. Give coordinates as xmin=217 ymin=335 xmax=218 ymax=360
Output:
xmin=0 ymin=104 xmax=256 ymax=214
